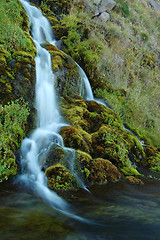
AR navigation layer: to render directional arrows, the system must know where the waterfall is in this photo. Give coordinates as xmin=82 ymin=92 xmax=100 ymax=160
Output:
xmin=18 ymin=0 xmax=144 ymax=219
xmin=18 ymin=0 xmax=91 ymax=220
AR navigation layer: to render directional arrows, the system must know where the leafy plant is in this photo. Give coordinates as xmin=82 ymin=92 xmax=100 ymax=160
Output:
xmin=0 ymin=98 xmax=30 ymax=182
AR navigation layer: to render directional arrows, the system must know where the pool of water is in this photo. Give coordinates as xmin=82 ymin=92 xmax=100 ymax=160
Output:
xmin=0 ymin=178 xmax=160 ymax=240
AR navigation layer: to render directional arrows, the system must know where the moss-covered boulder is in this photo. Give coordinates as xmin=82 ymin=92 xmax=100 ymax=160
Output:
xmin=126 ymin=176 xmax=143 ymax=185
xmin=91 ymin=125 xmax=144 ymax=171
xmin=76 ymin=150 xmax=121 ymax=185
xmin=38 ymin=144 xmax=65 ymax=170
xmin=145 ymin=152 xmax=160 ymax=173
xmin=41 ymin=0 xmax=73 ymax=16
xmin=45 ymin=164 xmax=78 ymax=190
xmin=60 ymin=126 xmax=90 ymax=153
xmin=59 ymin=96 xmax=148 ymax=179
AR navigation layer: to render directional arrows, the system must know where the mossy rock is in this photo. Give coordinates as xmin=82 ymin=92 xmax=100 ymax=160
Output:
xmin=146 ymin=152 xmax=160 ymax=173
xmin=76 ymin=150 xmax=121 ymax=185
xmin=60 ymin=97 xmax=123 ymax=134
xmin=39 ymin=145 xmax=65 ymax=170
xmin=0 ymin=5 xmax=36 ymax=107
xmin=126 ymin=176 xmax=143 ymax=185
xmin=60 ymin=96 xmax=90 ymax=133
xmin=60 ymin=96 xmax=144 ymax=178
xmin=43 ymin=44 xmax=83 ymax=98
xmin=91 ymin=125 xmax=144 ymax=167
xmin=45 ymin=164 xmax=78 ymax=190
xmin=59 ymin=126 xmax=90 ymax=153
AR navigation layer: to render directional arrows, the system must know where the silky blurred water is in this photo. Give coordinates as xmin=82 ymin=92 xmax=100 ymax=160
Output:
xmin=1 ymin=179 xmax=160 ymax=240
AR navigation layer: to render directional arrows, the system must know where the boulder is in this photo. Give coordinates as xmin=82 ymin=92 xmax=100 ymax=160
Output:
xmin=100 ymin=0 xmax=116 ymax=10
xmin=45 ymin=164 xmax=78 ymax=190
xmin=76 ymin=150 xmax=121 ymax=184
xmin=149 ymin=0 xmax=160 ymax=13
xmin=98 ymin=12 xmax=110 ymax=22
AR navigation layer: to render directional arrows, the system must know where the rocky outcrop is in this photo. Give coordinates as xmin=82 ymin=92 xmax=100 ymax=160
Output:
xmin=149 ymin=0 xmax=160 ymax=13
xmin=91 ymin=0 xmax=116 ymax=21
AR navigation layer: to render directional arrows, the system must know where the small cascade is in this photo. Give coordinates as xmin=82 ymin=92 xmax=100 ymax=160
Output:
xmin=64 ymin=147 xmax=90 ymax=193
xmin=123 ymin=124 xmax=146 ymax=146
xmin=78 ymin=64 xmax=94 ymax=100
xmin=19 ymin=0 xmax=89 ymax=218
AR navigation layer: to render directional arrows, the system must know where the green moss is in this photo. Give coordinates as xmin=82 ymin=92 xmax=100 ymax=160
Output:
xmin=45 ymin=164 xmax=78 ymax=190
xmin=76 ymin=150 xmax=121 ymax=184
xmin=146 ymin=152 xmax=160 ymax=173
xmin=126 ymin=176 xmax=143 ymax=185
xmin=0 ymin=98 xmax=30 ymax=182
xmin=121 ymin=167 xmax=141 ymax=176
xmin=12 ymin=51 xmax=35 ymax=61
xmin=115 ymin=0 xmax=130 ymax=17
xmin=41 ymin=0 xmax=72 ymax=15
xmin=60 ymin=97 xmax=146 ymax=178
xmin=60 ymin=126 xmax=90 ymax=153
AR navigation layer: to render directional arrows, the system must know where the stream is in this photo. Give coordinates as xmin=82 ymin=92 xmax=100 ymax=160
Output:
xmin=0 ymin=179 xmax=160 ymax=240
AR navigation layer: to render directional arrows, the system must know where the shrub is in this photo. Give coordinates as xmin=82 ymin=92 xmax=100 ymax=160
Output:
xmin=0 ymin=98 xmax=30 ymax=181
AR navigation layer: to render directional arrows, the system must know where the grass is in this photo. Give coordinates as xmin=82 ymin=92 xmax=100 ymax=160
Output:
xmin=0 ymin=0 xmax=34 ymax=53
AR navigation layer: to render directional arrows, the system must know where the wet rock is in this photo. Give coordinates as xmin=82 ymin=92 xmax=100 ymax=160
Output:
xmin=39 ymin=144 xmax=65 ymax=170
xmin=44 ymin=44 xmax=83 ymax=98
xmin=99 ymin=6 xmax=107 ymax=13
xmin=60 ymin=96 xmax=146 ymax=180
xmin=45 ymin=164 xmax=78 ymax=190
xmin=76 ymin=150 xmax=121 ymax=184
xmin=126 ymin=176 xmax=143 ymax=185
xmin=60 ymin=126 xmax=90 ymax=153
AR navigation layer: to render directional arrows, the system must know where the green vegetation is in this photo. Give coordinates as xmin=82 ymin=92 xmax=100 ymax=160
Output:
xmin=45 ymin=164 xmax=79 ymax=190
xmin=0 ymin=0 xmax=35 ymax=54
xmin=0 ymin=98 xmax=30 ymax=182
xmin=41 ymin=0 xmax=160 ymax=147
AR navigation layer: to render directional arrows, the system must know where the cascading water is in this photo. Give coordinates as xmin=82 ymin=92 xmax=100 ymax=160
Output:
xmin=18 ymin=0 xmax=91 ymax=220
xmin=19 ymin=0 xmax=69 ymax=211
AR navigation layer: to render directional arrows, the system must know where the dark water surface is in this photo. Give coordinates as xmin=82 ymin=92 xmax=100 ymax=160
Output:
xmin=0 ymin=179 xmax=160 ymax=240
